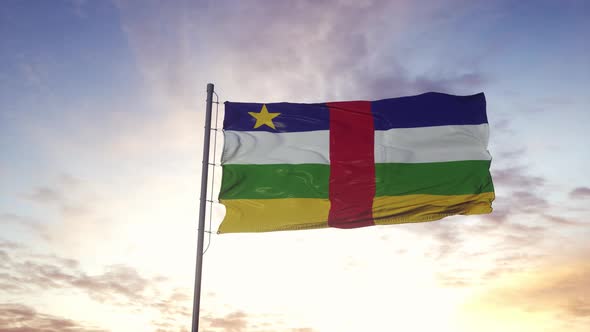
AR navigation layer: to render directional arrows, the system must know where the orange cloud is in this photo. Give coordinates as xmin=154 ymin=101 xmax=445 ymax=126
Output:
xmin=0 ymin=303 xmax=107 ymax=332
xmin=461 ymin=249 xmax=590 ymax=331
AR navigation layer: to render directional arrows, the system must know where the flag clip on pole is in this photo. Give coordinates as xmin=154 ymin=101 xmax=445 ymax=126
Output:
xmin=191 ymin=83 xmax=215 ymax=332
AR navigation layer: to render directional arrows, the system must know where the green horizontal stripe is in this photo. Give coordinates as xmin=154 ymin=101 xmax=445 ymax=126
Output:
xmin=375 ymin=160 xmax=494 ymax=196
xmin=221 ymin=160 xmax=494 ymax=200
xmin=220 ymin=164 xmax=330 ymax=199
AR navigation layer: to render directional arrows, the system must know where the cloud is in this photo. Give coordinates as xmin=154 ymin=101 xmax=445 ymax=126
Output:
xmin=467 ymin=258 xmax=590 ymax=320
xmin=570 ymin=187 xmax=590 ymax=199
xmin=357 ymin=69 xmax=489 ymax=101
xmin=492 ymin=166 xmax=545 ymax=190
xmin=200 ymin=310 xmax=319 ymax=332
xmin=457 ymin=251 xmax=590 ymax=331
xmin=0 ymin=303 xmax=107 ymax=332
xmin=70 ymin=266 xmax=153 ymax=303
xmin=0 ymin=242 xmax=197 ymax=331
xmin=24 ymin=187 xmax=62 ymax=204
xmin=115 ymin=0 xmax=491 ymax=107
xmin=480 ymin=165 xmax=553 ymax=225
xmin=512 ymin=191 xmax=549 ymax=211
xmin=4 ymin=175 xmax=121 ymax=250
xmin=149 ymin=289 xmax=192 ymax=330
xmin=24 ymin=176 xmax=81 ymax=205
xmin=427 ymin=222 xmax=465 ymax=260
xmin=0 ymin=246 xmax=156 ymax=305
xmin=0 ymin=214 xmax=46 ymax=238
xmin=544 ymin=214 xmax=583 ymax=226
xmin=150 ymin=289 xmax=191 ymax=317
xmin=0 ymin=240 xmax=22 ymax=249
xmin=435 ymin=244 xmax=547 ymax=288
xmin=203 ymin=311 xmax=248 ymax=332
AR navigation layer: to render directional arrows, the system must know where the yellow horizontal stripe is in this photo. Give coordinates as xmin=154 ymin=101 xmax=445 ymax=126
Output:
xmin=372 ymin=192 xmax=495 ymax=225
xmin=218 ymin=198 xmax=330 ymax=233
xmin=218 ymin=193 xmax=494 ymax=233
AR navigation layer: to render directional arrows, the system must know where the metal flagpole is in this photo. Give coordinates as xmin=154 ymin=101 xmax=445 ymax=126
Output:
xmin=191 ymin=83 xmax=215 ymax=332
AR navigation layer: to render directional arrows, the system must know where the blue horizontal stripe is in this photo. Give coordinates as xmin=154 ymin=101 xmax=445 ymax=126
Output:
xmin=371 ymin=92 xmax=487 ymax=129
xmin=225 ymin=92 xmax=487 ymax=132
xmin=224 ymin=102 xmax=330 ymax=133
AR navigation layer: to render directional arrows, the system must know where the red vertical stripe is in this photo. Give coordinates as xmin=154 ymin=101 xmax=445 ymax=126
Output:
xmin=327 ymin=101 xmax=375 ymax=228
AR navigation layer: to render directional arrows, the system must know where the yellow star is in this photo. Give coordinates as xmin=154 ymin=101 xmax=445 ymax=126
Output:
xmin=248 ymin=104 xmax=281 ymax=129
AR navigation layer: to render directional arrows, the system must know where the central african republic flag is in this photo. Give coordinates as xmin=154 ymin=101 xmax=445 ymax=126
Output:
xmin=217 ymin=92 xmax=494 ymax=233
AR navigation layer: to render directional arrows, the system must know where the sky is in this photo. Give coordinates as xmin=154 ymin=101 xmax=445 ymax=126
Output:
xmin=1 ymin=0 xmax=589 ymax=331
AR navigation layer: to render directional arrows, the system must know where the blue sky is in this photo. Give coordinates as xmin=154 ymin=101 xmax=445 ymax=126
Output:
xmin=1 ymin=1 xmax=589 ymax=331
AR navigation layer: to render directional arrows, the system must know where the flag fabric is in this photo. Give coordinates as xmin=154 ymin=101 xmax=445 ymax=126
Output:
xmin=218 ymin=92 xmax=494 ymax=233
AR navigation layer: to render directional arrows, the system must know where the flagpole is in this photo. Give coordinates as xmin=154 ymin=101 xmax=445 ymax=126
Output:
xmin=191 ymin=83 xmax=215 ymax=332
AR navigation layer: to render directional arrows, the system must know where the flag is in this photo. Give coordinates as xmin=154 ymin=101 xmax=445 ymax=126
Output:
xmin=218 ymin=92 xmax=494 ymax=233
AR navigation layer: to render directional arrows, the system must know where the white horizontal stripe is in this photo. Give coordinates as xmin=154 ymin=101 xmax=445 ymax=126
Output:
xmin=223 ymin=124 xmax=490 ymax=165
xmin=222 ymin=130 xmax=330 ymax=164
xmin=375 ymin=124 xmax=490 ymax=163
